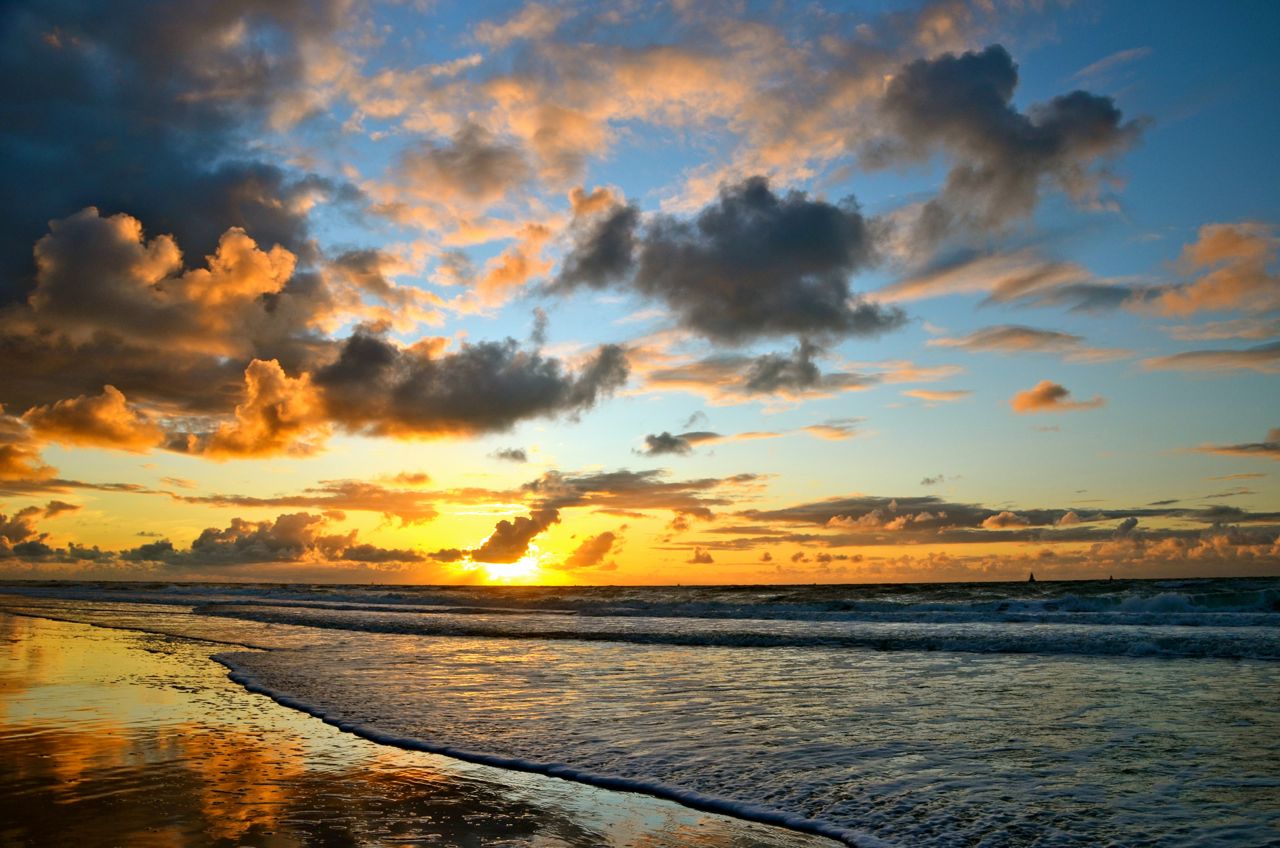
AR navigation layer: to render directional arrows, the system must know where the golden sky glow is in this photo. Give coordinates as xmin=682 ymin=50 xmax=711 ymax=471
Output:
xmin=0 ymin=0 xmax=1276 ymax=584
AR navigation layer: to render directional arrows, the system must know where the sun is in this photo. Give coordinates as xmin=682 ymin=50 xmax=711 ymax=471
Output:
xmin=477 ymin=548 xmax=545 ymax=583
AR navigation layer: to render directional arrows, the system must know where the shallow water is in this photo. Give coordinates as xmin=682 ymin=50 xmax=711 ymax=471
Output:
xmin=3 ymin=578 xmax=1279 ymax=846
xmin=0 ymin=612 xmax=836 ymax=847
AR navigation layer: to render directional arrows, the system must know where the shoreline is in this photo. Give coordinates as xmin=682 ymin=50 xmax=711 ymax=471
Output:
xmin=0 ymin=610 xmax=840 ymax=848
xmin=217 ymin=652 xmax=881 ymax=848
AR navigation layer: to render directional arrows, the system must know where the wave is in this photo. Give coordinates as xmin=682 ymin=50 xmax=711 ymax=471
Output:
xmin=7 ymin=578 xmax=1276 ymax=624
xmin=216 ymin=653 xmax=889 ymax=848
xmin=196 ymin=602 xmax=1280 ymax=660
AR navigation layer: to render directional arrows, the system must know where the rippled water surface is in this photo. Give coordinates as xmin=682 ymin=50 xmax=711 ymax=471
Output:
xmin=0 ymin=612 xmax=837 ymax=848
xmin=2 ymin=577 xmax=1278 ymax=846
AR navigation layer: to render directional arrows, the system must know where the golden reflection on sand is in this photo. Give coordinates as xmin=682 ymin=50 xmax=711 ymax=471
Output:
xmin=0 ymin=611 xmax=836 ymax=848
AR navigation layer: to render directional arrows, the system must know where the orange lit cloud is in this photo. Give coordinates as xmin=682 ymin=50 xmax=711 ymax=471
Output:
xmin=23 ymin=386 xmax=165 ymax=452
xmin=1009 ymin=380 xmax=1105 ymax=414
xmin=1194 ymin=429 xmax=1280 ymax=462
xmin=201 ymin=360 xmax=329 ymax=458
xmin=1145 ymin=223 xmax=1280 ymax=316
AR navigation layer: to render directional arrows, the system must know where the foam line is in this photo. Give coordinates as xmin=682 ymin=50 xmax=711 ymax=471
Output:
xmin=215 ymin=653 xmax=889 ymax=848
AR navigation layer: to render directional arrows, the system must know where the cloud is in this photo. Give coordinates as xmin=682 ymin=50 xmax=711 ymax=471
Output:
xmin=197 ymin=360 xmax=329 ymax=458
xmin=1071 ymin=47 xmax=1153 ymax=81
xmin=879 ymin=248 xmax=1105 ymax=306
xmin=474 ymin=2 xmax=564 ymax=48
xmin=553 ymin=177 xmax=904 ymax=343
xmin=556 ymin=530 xmax=618 ymax=570
xmin=981 ymin=510 xmax=1031 ymax=529
xmin=927 ymin=324 xmax=1129 ymax=362
xmin=0 ymin=499 xmax=81 ymax=558
xmin=1113 ymin=516 xmax=1139 ymax=537
xmin=120 ymin=512 xmax=425 ymax=567
xmin=1141 ymin=223 xmax=1280 ymax=316
xmin=0 ymin=0 xmax=352 ymax=304
xmin=687 ymin=546 xmax=714 ymax=564
xmin=28 ymin=208 xmax=298 ymax=355
xmin=1141 ymin=341 xmax=1280 ymax=373
xmin=0 ymin=412 xmax=54 ymax=481
xmin=1010 ymin=380 xmax=1105 ymax=413
xmin=932 ymin=324 xmax=1084 ymax=353
xmin=886 ymin=222 xmax=1278 ymax=320
xmin=800 ymin=419 xmax=863 ymax=441
xmin=470 ymin=506 xmax=561 ymax=564
xmin=523 ymin=468 xmax=762 ymax=520
xmin=174 ymin=479 xmax=442 ymax=525
xmin=873 ymin=44 xmax=1144 ymax=233
xmin=734 ymin=492 xmax=1276 ymax=552
xmin=921 ymin=474 xmax=945 ymax=486
xmin=22 ymin=385 xmax=164 ymax=451
xmin=638 ymin=431 xmax=719 ymax=456
xmin=902 ymin=389 xmax=972 ymax=403
xmin=0 ymin=199 xmax=615 ymax=461
xmin=398 ymin=124 xmax=532 ymax=205
xmin=315 ymin=330 xmax=629 ymax=437
xmin=556 ymin=202 xmax=642 ymax=290
xmin=641 ymin=344 xmax=879 ymax=404
xmin=1194 ymin=429 xmax=1280 ymax=462
xmin=1163 ymin=318 xmax=1280 ymax=342
xmin=742 ymin=340 xmax=833 ymax=393
xmin=492 ymin=447 xmax=529 ymax=463
xmin=41 ymin=500 xmax=81 ymax=518
xmin=328 ymin=249 xmax=444 ymax=330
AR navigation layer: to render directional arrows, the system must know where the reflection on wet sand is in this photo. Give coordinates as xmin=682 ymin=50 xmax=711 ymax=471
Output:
xmin=0 ymin=613 xmax=833 ymax=848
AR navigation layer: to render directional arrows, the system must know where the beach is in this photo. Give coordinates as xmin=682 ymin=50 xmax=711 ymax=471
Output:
xmin=2 ymin=579 xmax=1279 ymax=846
xmin=0 ymin=610 xmax=836 ymax=848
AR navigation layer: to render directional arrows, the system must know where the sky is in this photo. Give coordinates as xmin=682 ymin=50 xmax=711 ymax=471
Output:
xmin=0 ymin=0 xmax=1277 ymax=585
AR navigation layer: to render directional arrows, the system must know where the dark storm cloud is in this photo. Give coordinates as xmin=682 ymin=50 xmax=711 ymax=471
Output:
xmin=0 ymin=321 xmax=278 ymax=415
xmin=553 ymin=177 xmax=904 ymax=343
xmin=875 ymin=45 xmax=1144 ymax=234
xmin=556 ymin=204 xmax=641 ymax=289
xmin=0 ymin=0 xmax=356 ymax=304
xmin=314 ymin=330 xmax=629 ymax=436
xmin=742 ymin=340 xmax=835 ymax=393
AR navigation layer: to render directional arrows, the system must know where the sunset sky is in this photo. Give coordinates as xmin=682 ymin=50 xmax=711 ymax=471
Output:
xmin=1 ymin=0 xmax=1277 ymax=584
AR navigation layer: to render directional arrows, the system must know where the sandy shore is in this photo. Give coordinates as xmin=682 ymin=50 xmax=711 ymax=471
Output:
xmin=0 ymin=612 xmax=837 ymax=848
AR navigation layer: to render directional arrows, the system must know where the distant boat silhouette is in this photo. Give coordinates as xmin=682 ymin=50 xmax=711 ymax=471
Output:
xmin=1028 ymin=572 xmax=1036 ymax=584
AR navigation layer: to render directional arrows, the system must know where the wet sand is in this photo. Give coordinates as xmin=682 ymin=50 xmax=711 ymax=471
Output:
xmin=0 ymin=612 xmax=838 ymax=848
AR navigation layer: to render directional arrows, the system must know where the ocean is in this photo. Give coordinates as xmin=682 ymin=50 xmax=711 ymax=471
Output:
xmin=2 ymin=577 xmax=1278 ymax=847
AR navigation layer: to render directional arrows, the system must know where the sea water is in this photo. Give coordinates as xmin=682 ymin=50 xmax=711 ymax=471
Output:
xmin=2 ymin=577 xmax=1278 ymax=846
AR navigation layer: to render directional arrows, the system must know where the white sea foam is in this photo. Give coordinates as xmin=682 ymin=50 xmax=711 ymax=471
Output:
xmin=191 ymin=601 xmax=1280 ymax=659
